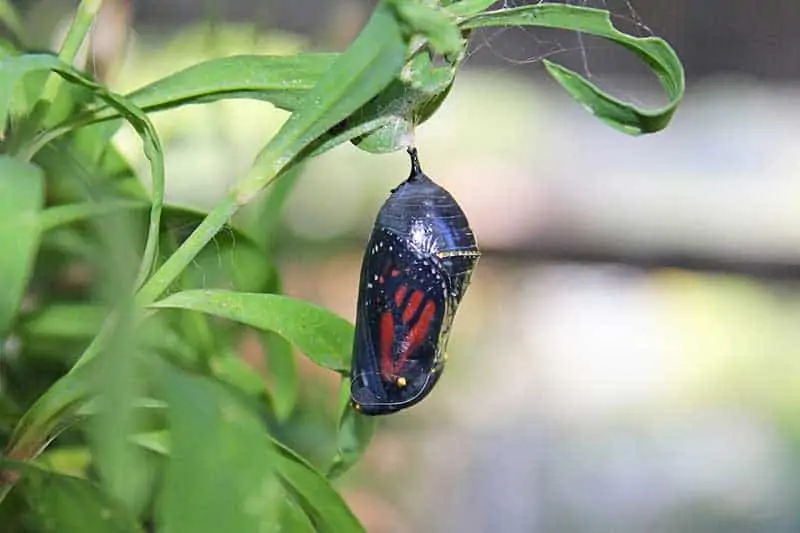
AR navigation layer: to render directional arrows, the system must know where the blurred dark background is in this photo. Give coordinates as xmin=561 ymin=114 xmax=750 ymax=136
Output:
xmin=13 ymin=1 xmax=800 ymax=532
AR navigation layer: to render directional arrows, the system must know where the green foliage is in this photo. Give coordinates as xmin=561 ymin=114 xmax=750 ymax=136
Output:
xmin=0 ymin=157 xmax=43 ymax=335
xmin=150 ymin=290 xmax=355 ymax=374
xmin=460 ymin=3 xmax=685 ymax=134
xmin=0 ymin=0 xmax=685 ymax=531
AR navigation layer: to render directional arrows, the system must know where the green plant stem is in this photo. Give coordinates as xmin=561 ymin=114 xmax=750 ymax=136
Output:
xmin=41 ymin=0 xmax=105 ymax=114
xmin=9 ymin=0 xmax=105 ymax=159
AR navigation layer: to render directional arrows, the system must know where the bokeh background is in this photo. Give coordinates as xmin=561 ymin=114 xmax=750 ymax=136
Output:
xmin=17 ymin=0 xmax=800 ymax=531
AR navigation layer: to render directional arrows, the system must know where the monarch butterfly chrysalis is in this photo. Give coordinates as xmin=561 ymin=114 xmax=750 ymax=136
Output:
xmin=350 ymin=147 xmax=480 ymax=415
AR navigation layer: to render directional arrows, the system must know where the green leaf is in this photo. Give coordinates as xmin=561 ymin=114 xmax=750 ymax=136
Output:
xmin=210 ymin=351 xmax=269 ymax=399
xmin=387 ymin=0 xmax=464 ymax=55
xmin=86 ymin=317 xmax=149 ymax=512
xmin=39 ymin=201 xmax=148 ymax=232
xmin=279 ymin=494 xmax=316 ymax=533
xmin=19 ymin=304 xmax=106 ymax=339
xmin=261 ymin=272 xmax=299 ymax=422
xmin=236 ymin=163 xmax=305 ymax=250
xmin=134 ymin=427 xmax=364 ymax=533
xmin=272 ymin=440 xmax=365 ymax=533
xmin=150 ymin=290 xmax=354 ymax=374
xmin=0 ymin=54 xmax=58 ymax=139
xmin=3 ymin=358 xmax=97 ymax=477
xmin=38 ymin=53 xmax=342 ymax=141
xmin=157 ymin=371 xmax=278 ymax=533
xmin=36 ymin=445 xmax=92 ymax=478
xmin=176 ymin=221 xmax=273 ymax=293
xmin=460 ymin=4 xmax=685 ymax=134
xmin=327 ymin=378 xmax=377 ymax=479
xmin=3 ymin=460 xmax=143 ymax=533
xmin=101 ymin=54 xmax=337 ymax=120
xmin=445 ymin=0 xmax=498 ymax=18
xmin=263 ymin=332 xmax=298 ymax=422
xmin=0 ymin=156 xmax=43 ymax=335
xmin=34 ymin=134 xmax=147 ymax=209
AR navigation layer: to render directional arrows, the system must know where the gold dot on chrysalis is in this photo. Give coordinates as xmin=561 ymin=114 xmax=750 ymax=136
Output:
xmin=352 ymin=402 xmax=362 ymax=411
xmin=396 ymin=377 xmax=407 ymax=388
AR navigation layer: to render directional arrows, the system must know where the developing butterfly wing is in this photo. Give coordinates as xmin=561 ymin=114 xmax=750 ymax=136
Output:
xmin=350 ymin=228 xmax=448 ymax=415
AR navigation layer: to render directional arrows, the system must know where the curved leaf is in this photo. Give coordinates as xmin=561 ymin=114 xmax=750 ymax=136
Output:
xmin=149 ymin=290 xmax=354 ymax=374
xmin=0 ymin=156 xmax=43 ymax=335
xmin=460 ymin=4 xmax=685 ymax=134
xmin=0 ymin=53 xmax=165 ymax=293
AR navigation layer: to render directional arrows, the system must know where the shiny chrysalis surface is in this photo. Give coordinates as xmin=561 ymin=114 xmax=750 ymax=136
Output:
xmin=350 ymin=148 xmax=480 ymax=415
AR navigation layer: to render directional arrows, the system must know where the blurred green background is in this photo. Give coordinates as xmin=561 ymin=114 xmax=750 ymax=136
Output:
xmin=15 ymin=0 xmax=800 ymax=531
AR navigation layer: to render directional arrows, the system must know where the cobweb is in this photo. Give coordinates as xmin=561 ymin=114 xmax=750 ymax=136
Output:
xmin=463 ymin=0 xmax=661 ymax=105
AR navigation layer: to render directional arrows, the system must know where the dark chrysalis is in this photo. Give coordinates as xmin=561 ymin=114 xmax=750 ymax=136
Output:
xmin=350 ymin=147 xmax=480 ymax=415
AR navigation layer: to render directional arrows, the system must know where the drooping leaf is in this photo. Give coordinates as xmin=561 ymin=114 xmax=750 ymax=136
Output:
xmin=0 ymin=156 xmax=43 ymax=335
xmin=460 ymin=4 xmax=685 ymax=134
xmin=150 ymin=290 xmax=354 ymax=374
